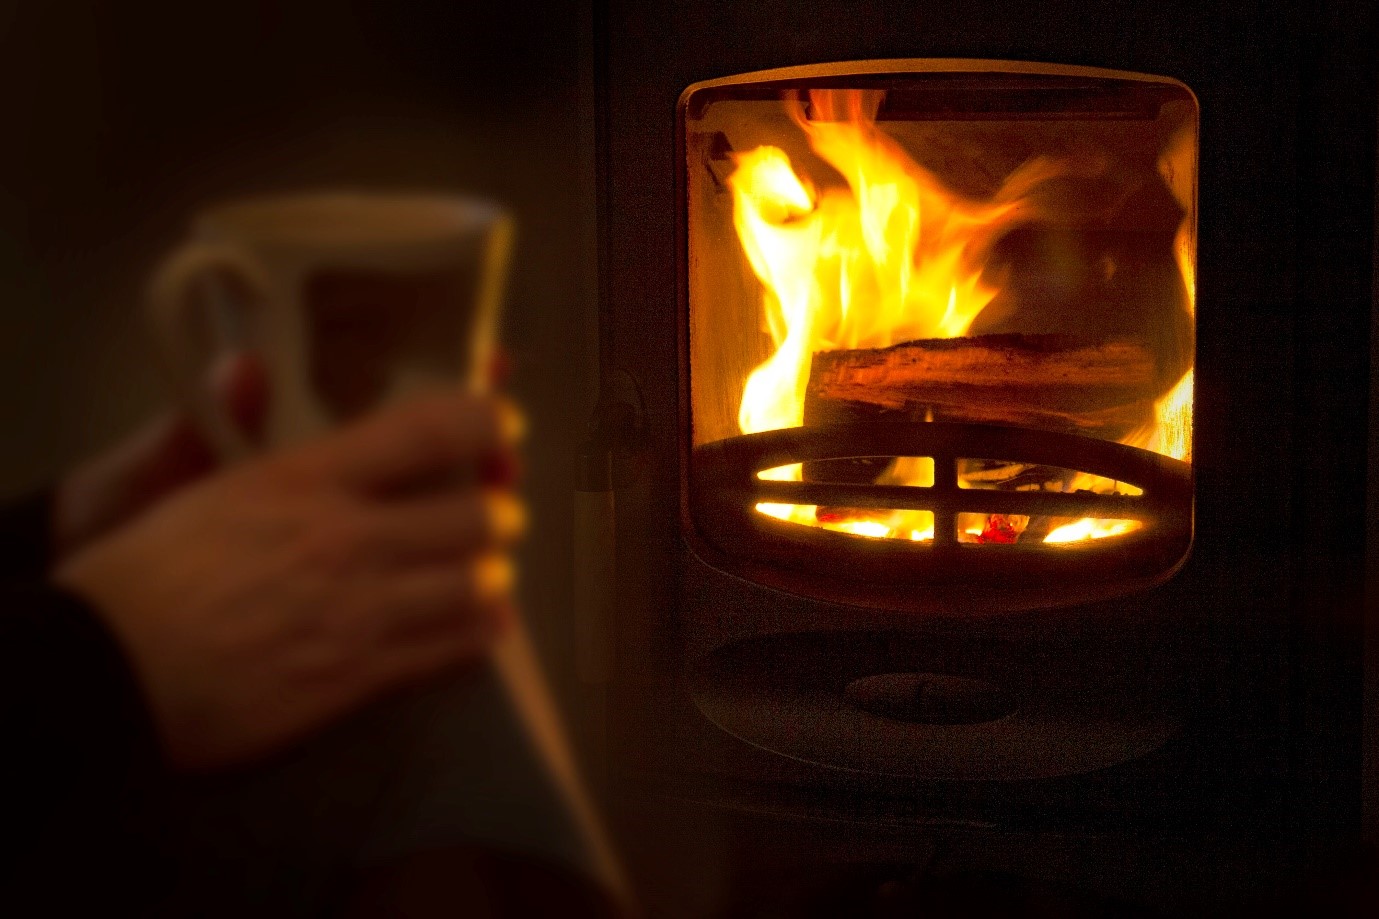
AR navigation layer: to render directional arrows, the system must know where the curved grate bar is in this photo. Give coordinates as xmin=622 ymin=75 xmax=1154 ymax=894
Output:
xmin=693 ymin=422 xmax=1192 ymax=550
xmin=752 ymin=480 xmax=1150 ymax=520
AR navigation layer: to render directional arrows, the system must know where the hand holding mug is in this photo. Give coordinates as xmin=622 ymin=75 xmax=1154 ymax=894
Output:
xmin=53 ymin=191 xmax=522 ymax=770
xmin=56 ymin=387 xmax=525 ymax=770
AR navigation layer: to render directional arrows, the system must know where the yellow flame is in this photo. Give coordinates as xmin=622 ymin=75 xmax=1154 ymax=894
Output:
xmin=754 ymin=502 xmax=935 ymax=541
xmin=729 ymin=91 xmax=1036 ymax=440
xmin=1044 ymin=518 xmax=1142 ymax=544
xmin=731 ymin=89 xmax=1193 ymax=547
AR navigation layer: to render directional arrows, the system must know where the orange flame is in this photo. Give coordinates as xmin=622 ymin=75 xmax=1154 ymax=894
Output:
xmin=731 ymin=91 xmax=1075 ymax=440
xmin=730 ymin=89 xmax=1192 ymax=545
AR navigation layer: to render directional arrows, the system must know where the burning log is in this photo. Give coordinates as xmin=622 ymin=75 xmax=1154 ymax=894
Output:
xmin=798 ymin=332 xmax=1159 ymax=493
xmin=803 ymin=333 xmax=1158 ymax=440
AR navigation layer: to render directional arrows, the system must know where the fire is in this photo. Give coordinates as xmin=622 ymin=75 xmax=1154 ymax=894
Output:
xmin=729 ymin=89 xmax=1192 ymax=546
xmin=730 ymin=90 xmax=1067 ymax=440
xmin=1044 ymin=517 xmax=1140 ymax=544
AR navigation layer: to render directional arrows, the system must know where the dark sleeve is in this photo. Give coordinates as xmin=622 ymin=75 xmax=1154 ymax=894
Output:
xmin=0 ymin=583 xmax=160 ymax=771
xmin=0 ymin=489 xmax=55 ymax=579
xmin=0 ymin=583 xmax=165 ymax=908
xmin=0 ymin=490 xmax=158 ymax=763
xmin=0 ymin=489 xmax=159 ymax=772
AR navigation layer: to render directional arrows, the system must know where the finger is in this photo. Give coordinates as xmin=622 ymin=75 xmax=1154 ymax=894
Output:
xmin=129 ymin=412 xmax=220 ymax=492
xmin=127 ymin=350 xmax=269 ymax=492
xmin=295 ymin=389 xmax=524 ymax=494
xmin=364 ymin=490 xmax=527 ymax=566
xmin=50 ymin=408 xmax=215 ymax=559
xmin=210 ymin=350 xmax=270 ymax=445
xmin=377 ymin=555 xmax=516 ymax=641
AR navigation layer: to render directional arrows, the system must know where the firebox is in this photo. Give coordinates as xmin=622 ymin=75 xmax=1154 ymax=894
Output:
xmin=681 ymin=61 xmax=1196 ymax=614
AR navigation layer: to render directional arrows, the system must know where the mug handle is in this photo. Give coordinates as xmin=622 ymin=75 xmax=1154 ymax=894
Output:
xmin=147 ymin=241 xmax=274 ymax=462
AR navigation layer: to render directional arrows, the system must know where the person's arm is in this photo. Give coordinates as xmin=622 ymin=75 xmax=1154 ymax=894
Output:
xmin=0 ymin=476 xmax=168 ymax=911
xmin=0 ymin=485 xmax=154 ymax=764
xmin=0 ymin=364 xmax=242 ymax=863
xmin=0 ymin=581 xmax=161 ymax=778
xmin=0 ymin=356 xmax=258 ymax=890
xmin=0 ymin=580 xmax=165 ymax=909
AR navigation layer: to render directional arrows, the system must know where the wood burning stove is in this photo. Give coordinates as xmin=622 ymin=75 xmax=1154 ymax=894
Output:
xmin=656 ymin=60 xmax=1200 ymax=790
xmin=584 ymin=3 xmax=1372 ymax=915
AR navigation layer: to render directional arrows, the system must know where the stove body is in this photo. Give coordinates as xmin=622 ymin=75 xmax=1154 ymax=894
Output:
xmin=587 ymin=2 xmax=1374 ymax=914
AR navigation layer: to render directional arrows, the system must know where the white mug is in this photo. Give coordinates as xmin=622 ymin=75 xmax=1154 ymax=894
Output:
xmin=146 ymin=190 xmax=632 ymax=906
xmin=147 ymin=190 xmax=513 ymax=457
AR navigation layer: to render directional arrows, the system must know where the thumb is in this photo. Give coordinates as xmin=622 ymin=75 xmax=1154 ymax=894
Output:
xmin=155 ymin=350 xmax=271 ymax=477
xmin=53 ymin=352 xmax=273 ymax=559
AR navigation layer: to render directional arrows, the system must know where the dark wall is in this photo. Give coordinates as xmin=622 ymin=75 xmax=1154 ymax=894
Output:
xmin=0 ymin=0 xmax=597 ymax=692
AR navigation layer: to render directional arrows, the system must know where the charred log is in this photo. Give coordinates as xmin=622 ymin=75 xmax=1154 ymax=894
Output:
xmin=799 ymin=333 xmax=1158 ymax=484
xmin=803 ymin=332 xmax=1157 ymax=435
